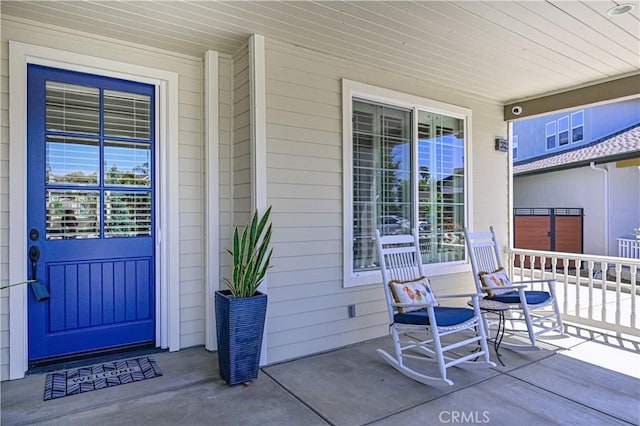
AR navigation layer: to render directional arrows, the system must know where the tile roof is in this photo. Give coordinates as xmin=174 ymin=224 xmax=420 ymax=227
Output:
xmin=513 ymin=125 xmax=640 ymax=176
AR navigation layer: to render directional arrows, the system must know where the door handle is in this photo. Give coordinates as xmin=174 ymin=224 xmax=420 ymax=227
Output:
xmin=28 ymin=245 xmax=49 ymax=302
xmin=29 ymin=246 xmax=40 ymax=279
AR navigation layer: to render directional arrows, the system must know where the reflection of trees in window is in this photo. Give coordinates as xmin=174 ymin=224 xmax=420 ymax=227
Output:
xmin=45 ymin=136 xmax=100 ymax=184
xmin=418 ymin=166 xmax=430 ymax=191
xmin=133 ymin=162 xmax=149 ymax=175
xmin=106 ymin=162 xmax=149 ymax=186
xmin=107 ymin=164 xmax=133 ymax=185
xmin=105 ymin=191 xmax=151 ymax=238
xmin=53 ymin=170 xmax=99 ymax=184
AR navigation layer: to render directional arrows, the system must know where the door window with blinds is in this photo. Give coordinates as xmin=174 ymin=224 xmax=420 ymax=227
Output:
xmin=45 ymin=81 xmax=153 ymax=239
xmin=347 ymin=88 xmax=469 ymax=284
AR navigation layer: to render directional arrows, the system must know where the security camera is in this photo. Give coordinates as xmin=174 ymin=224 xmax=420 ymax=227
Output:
xmin=512 ymin=106 xmax=523 ymax=116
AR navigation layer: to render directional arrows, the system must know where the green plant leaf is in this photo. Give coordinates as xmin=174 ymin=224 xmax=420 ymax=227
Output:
xmin=224 ymin=207 xmax=273 ymax=298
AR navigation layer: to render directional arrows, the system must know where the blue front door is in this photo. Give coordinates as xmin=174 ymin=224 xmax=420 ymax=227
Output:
xmin=27 ymin=65 xmax=156 ymax=363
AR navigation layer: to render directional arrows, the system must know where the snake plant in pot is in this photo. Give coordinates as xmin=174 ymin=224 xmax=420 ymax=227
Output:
xmin=215 ymin=206 xmax=273 ymax=385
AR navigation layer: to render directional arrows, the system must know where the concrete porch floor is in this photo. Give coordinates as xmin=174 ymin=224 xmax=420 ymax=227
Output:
xmin=1 ymin=324 xmax=639 ymax=426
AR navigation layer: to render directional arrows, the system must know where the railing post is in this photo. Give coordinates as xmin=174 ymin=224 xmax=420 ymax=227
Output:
xmin=615 ymin=263 xmax=622 ymax=327
xmin=631 ymin=265 xmax=637 ymax=329
xmin=600 ymin=261 xmax=607 ymax=322
xmin=587 ymin=260 xmax=594 ymax=320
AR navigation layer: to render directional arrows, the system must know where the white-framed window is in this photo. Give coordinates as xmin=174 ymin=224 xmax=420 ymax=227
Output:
xmin=558 ymin=116 xmax=569 ymax=146
xmin=545 ymin=121 xmax=556 ymax=150
xmin=571 ymin=110 xmax=584 ymax=142
xmin=512 ymin=135 xmax=519 ymax=159
xmin=342 ymin=80 xmax=471 ymax=287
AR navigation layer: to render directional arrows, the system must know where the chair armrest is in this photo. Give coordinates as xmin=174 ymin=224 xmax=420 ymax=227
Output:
xmin=511 ymin=279 xmax=556 ymax=285
xmin=511 ymin=278 xmax=557 ymax=296
xmin=480 ymin=284 xmax=527 ymax=292
xmin=437 ymin=293 xmax=484 ymax=300
xmin=391 ymin=302 xmax=433 ymax=308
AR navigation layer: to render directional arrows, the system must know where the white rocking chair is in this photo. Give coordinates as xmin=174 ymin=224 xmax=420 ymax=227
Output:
xmin=375 ymin=230 xmax=495 ymax=386
xmin=463 ymin=226 xmax=565 ymax=351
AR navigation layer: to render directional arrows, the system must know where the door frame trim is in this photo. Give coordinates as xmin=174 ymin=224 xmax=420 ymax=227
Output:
xmin=9 ymin=41 xmax=181 ymax=379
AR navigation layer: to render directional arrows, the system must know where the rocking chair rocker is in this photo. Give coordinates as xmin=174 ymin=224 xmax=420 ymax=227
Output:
xmin=375 ymin=230 xmax=494 ymax=386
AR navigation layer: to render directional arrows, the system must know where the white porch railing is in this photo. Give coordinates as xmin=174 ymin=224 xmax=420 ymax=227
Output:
xmin=618 ymin=237 xmax=640 ymax=259
xmin=505 ymin=248 xmax=639 ymax=336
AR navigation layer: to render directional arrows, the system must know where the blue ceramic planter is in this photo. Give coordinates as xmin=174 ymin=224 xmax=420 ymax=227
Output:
xmin=214 ymin=290 xmax=267 ymax=385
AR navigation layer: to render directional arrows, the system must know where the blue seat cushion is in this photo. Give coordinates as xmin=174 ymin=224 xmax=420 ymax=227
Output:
xmin=394 ymin=307 xmax=475 ymax=326
xmin=488 ymin=290 xmax=550 ymax=305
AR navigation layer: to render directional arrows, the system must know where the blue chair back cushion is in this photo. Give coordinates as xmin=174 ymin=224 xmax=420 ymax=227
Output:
xmin=394 ymin=307 xmax=475 ymax=326
xmin=488 ymin=290 xmax=550 ymax=305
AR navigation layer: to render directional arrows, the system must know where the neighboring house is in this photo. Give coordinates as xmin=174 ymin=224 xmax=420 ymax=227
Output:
xmin=512 ymin=100 xmax=640 ymax=256
xmin=0 ymin=3 xmax=637 ymax=381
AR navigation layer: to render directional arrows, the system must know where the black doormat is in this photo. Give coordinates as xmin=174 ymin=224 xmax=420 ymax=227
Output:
xmin=43 ymin=356 xmax=162 ymax=401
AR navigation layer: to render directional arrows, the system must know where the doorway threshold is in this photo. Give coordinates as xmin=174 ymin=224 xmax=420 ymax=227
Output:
xmin=28 ymin=343 xmax=165 ymax=375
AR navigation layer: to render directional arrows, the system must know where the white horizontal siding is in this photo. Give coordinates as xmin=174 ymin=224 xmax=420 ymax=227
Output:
xmin=269 ymin=169 xmax=341 ymax=187
xmin=232 ymin=44 xmax=251 ymax=226
xmin=275 ymin=239 xmax=342 ymax=259
xmin=268 ymin=125 xmax=342 ymax=150
xmin=270 ymin=212 xmax=342 ymax=229
xmin=263 ymin=38 xmax=509 ymax=364
xmin=268 ymin=318 xmax=387 ymax=364
xmin=268 ymin=183 xmax=341 ymax=200
xmin=268 ymin=268 xmax=343 ymax=295
xmin=218 ymin=55 xmax=233 ymax=283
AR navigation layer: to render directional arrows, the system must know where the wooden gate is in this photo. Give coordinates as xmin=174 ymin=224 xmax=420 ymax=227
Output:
xmin=513 ymin=208 xmax=583 ymax=268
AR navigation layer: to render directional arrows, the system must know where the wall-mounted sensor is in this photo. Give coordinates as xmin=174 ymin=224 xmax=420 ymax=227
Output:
xmin=512 ymin=106 xmax=523 ymax=116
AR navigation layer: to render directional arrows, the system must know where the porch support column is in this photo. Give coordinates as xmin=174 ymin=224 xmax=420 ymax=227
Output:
xmin=204 ymin=50 xmax=220 ymax=351
xmin=249 ymin=34 xmax=268 ymax=365
xmin=8 ymin=41 xmax=29 ymax=380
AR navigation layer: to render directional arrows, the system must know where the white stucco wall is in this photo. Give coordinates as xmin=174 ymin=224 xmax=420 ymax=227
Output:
xmin=606 ymin=164 xmax=639 ymax=254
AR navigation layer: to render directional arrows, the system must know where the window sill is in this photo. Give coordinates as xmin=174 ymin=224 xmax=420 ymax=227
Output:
xmin=344 ymin=261 xmax=471 ymax=288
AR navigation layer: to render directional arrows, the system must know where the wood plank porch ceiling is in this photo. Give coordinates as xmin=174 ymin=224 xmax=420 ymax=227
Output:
xmin=2 ymin=0 xmax=639 ymax=104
